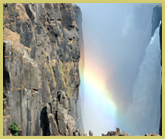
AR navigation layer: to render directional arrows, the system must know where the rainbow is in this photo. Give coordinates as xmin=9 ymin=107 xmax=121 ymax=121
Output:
xmin=79 ymin=50 xmax=118 ymax=134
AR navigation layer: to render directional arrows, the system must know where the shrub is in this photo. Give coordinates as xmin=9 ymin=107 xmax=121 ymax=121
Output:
xmin=9 ymin=121 xmax=20 ymax=136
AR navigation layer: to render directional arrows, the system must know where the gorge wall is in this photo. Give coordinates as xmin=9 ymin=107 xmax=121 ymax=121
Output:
xmin=3 ymin=3 xmax=162 ymax=136
xmin=151 ymin=4 xmax=162 ymax=136
xmin=3 ymin=3 xmax=85 ymax=136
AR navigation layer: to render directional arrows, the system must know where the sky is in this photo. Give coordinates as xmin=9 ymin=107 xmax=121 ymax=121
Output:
xmin=75 ymin=3 xmax=161 ymax=136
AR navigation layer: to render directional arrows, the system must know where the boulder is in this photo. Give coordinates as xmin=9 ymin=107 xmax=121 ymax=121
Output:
xmin=89 ymin=130 xmax=93 ymax=136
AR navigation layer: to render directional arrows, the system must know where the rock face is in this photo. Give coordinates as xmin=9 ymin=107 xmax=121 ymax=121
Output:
xmin=101 ymin=128 xmax=130 ymax=136
xmin=101 ymin=128 xmax=160 ymax=136
xmin=3 ymin=3 xmax=84 ymax=136
xmin=151 ymin=4 xmax=162 ymax=136
xmin=151 ymin=4 xmax=162 ymax=36
xmin=3 ymin=3 xmax=162 ymax=136
xmin=145 ymin=133 xmax=160 ymax=136
xmin=159 ymin=22 xmax=162 ymax=136
xmin=89 ymin=130 xmax=93 ymax=136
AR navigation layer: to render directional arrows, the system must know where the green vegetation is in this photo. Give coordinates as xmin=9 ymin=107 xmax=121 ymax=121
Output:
xmin=61 ymin=65 xmax=65 ymax=75
xmin=9 ymin=121 xmax=20 ymax=136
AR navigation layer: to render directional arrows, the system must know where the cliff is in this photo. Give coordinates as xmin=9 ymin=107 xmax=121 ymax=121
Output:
xmin=151 ymin=4 xmax=162 ymax=136
xmin=151 ymin=4 xmax=162 ymax=37
xmin=3 ymin=3 xmax=85 ymax=136
xmin=3 ymin=3 xmax=162 ymax=136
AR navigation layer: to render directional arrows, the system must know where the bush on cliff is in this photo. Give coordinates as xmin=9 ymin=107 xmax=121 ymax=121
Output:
xmin=9 ymin=121 xmax=20 ymax=136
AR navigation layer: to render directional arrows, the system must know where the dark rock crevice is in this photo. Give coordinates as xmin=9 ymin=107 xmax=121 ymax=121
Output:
xmin=40 ymin=107 xmax=51 ymax=136
xmin=3 ymin=42 xmax=10 ymax=91
xmin=24 ymin=4 xmax=35 ymax=23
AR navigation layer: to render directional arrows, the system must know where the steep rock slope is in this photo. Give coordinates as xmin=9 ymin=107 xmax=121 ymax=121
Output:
xmin=151 ymin=4 xmax=162 ymax=136
xmin=159 ymin=17 xmax=162 ymax=137
xmin=158 ymin=21 xmax=162 ymax=136
xmin=151 ymin=4 xmax=162 ymax=37
xmin=3 ymin=3 xmax=84 ymax=136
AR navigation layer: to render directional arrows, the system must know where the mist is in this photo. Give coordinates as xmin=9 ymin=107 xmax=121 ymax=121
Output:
xmin=76 ymin=3 xmax=161 ymax=136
